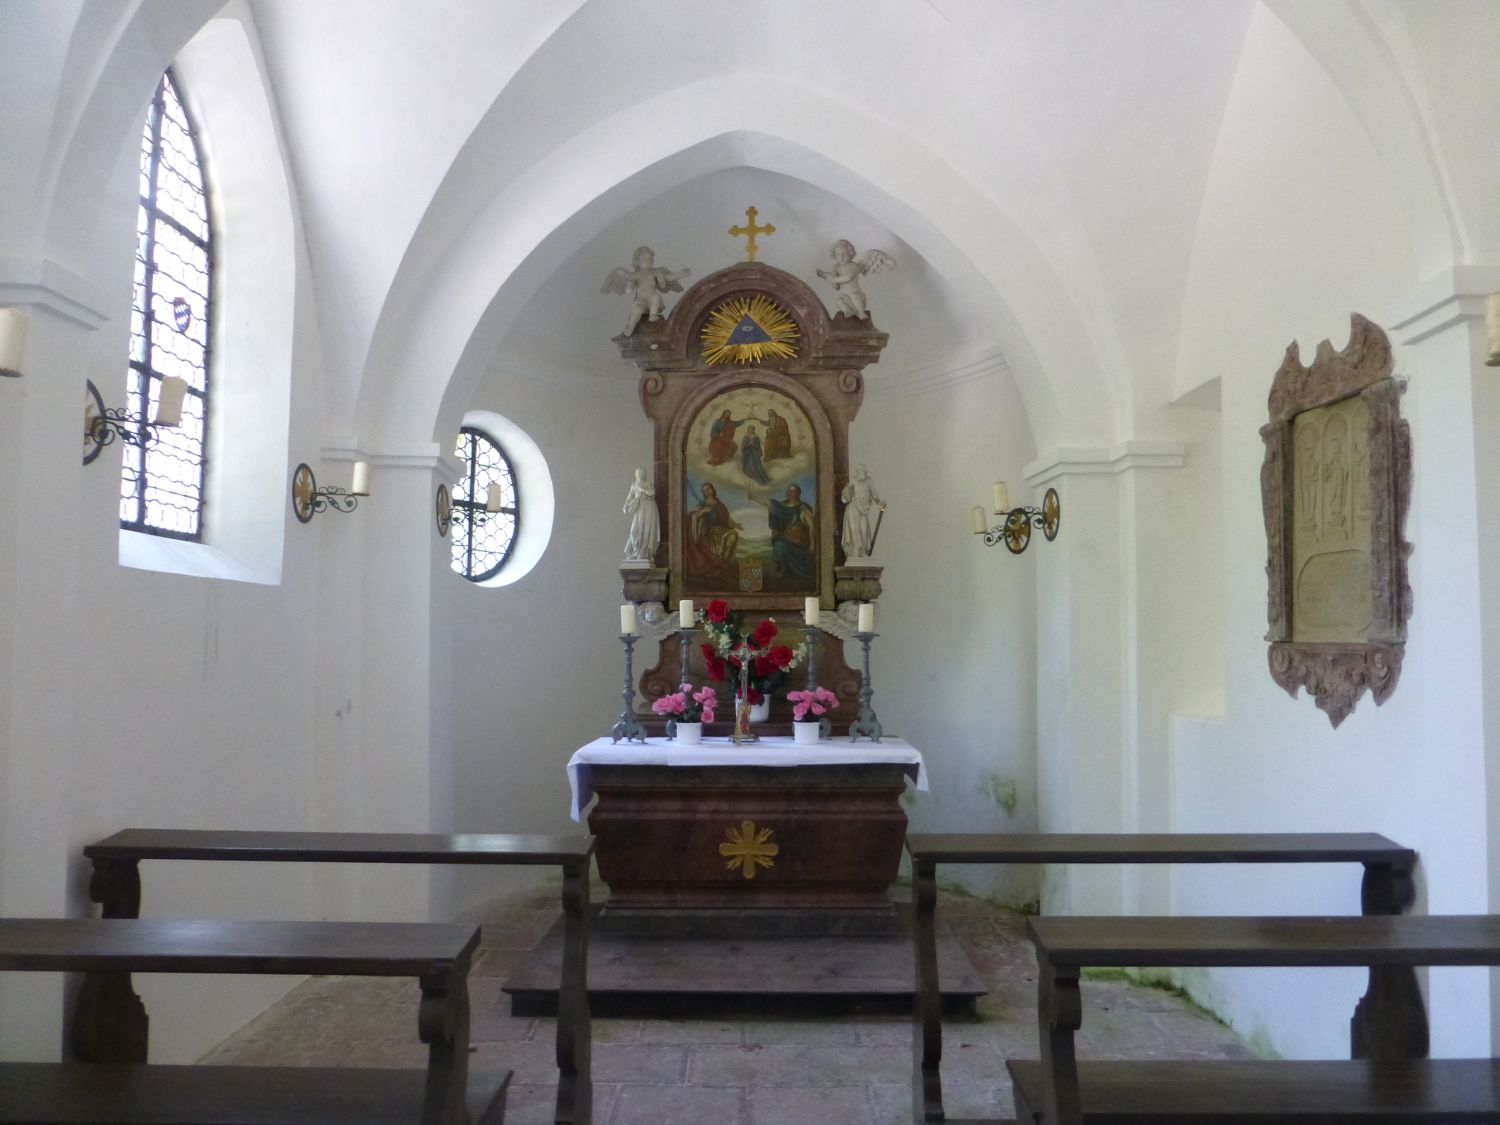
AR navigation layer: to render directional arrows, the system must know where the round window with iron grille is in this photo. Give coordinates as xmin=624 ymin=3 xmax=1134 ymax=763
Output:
xmin=450 ymin=427 xmax=519 ymax=582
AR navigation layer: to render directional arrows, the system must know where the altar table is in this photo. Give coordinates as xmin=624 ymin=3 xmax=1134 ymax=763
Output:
xmin=568 ymin=737 xmax=926 ymax=926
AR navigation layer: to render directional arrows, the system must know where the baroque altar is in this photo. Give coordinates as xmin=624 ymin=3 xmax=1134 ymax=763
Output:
xmin=570 ymin=737 xmax=926 ymax=931
xmin=613 ymin=247 xmax=891 ymax=736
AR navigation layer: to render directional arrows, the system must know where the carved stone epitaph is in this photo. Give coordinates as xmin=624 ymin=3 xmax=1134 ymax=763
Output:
xmin=1260 ymin=314 xmax=1412 ymax=727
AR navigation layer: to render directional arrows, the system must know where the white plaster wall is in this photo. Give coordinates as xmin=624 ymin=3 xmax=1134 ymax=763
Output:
xmin=856 ymin=371 xmax=1040 ymax=905
xmin=442 ymin=368 xmax=647 ymax=915
xmin=1167 ymin=5 xmax=1488 ymax=1058
xmin=0 ymin=7 xmax=373 ymax=1065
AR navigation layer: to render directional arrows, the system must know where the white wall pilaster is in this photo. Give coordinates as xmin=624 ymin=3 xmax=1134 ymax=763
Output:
xmin=1390 ymin=269 xmax=1500 ymax=1054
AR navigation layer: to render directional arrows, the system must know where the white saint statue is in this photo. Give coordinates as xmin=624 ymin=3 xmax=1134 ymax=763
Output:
xmin=816 ymin=239 xmax=896 ymax=318
xmin=601 ymin=246 xmax=691 ymax=336
xmin=622 ymin=467 xmax=661 ymax=563
xmin=840 ymin=464 xmax=885 ymax=561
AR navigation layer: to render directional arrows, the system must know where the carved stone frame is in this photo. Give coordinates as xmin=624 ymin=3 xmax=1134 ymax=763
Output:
xmin=1260 ymin=313 xmax=1412 ymax=728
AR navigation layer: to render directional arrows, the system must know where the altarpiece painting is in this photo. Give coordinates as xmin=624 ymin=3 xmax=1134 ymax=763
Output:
xmin=614 ymin=259 xmax=889 ymax=730
xmin=1261 ymin=314 xmax=1412 ymax=727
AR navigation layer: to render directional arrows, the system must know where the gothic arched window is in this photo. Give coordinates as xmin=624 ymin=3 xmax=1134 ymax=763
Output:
xmin=451 ymin=427 xmax=520 ymax=581
xmin=124 ymin=69 xmax=212 ymax=539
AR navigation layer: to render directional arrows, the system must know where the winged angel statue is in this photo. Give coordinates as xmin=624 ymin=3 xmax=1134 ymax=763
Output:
xmin=817 ymin=239 xmax=896 ymax=318
xmin=601 ymin=246 xmax=691 ymax=336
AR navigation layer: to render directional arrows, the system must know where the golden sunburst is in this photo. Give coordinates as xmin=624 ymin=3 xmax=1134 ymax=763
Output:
xmin=700 ymin=295 xmax=800 ymax=366
xmin=719 ymin=819 xmax=779 ymax=879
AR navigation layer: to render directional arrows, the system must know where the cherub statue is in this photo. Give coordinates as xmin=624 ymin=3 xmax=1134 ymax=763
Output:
xmin=601 ymin=246 xmax=691 ymax=336
xmin=816 ymin=239 xmax=896 ymax=318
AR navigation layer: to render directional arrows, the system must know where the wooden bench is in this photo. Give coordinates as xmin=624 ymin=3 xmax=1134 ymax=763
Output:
xmin=0 ymin=916 xmax=504 ymax=1124
xmin=80 ymin=829 xmax=595 ymax=1125
xmin=1014 ymin=913 xmax=1500 ymax=1124
xmin=905 ymin=832 xmax=1418 ymax=1122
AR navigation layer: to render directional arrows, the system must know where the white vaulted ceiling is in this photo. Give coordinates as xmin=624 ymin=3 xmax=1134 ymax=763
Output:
xmin=20 ymin=0 xmax=1497 ymax=448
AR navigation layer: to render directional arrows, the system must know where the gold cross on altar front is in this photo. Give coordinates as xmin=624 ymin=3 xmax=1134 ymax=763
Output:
xmin=719 ymin=820 xmax=779 ymax=879
xmin=729 ymin=206 xmax=775 ymax=262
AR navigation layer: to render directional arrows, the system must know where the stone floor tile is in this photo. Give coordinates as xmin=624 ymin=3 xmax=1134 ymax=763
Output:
xmin=608 ymin=1082 xmax=744 ymax=1125
xmin=746 ymin=1084 xmax=875 ymax=1125
xmin=739 ymin=1019 xmax=860 ymax=1047
xmin=504 ymin=1082 xmax=620 ymax=1125
xmin=592 ymin=1042 xmax=690 ymax=1084
xmin=638 ymin=1018 xmax=742 ymax=1045
xmin=689 ymin=1043 xmax=909 ymax=1087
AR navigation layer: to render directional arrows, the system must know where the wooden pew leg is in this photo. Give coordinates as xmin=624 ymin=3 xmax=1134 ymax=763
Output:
xmin=1037 ymin=967 xmax=1082 ymax=1125
xmin=1353 ymin=861 xmax=1427 ymax=1060
xmin=555 ymin=856 xmax=593 ymax=1125
xmin=420 ymin=968 xmax=471 ymax=1125
xmin=912 ymin=857 xmax=944 ymax=1122
xmin=75 ymin=858 xmax=147 ymax=1062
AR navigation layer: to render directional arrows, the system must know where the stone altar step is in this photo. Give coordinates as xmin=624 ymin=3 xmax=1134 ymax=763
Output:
xmin=502 ymin=908 xmax=985 ymax=1018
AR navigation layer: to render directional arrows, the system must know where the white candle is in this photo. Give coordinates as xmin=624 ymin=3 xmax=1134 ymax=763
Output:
xmin=351 ymin=460 xmax=371 ymax=496
xmin=804 ymin=596 xmax=820 ymax=627
xmin=154 ymin=375 xmax=188 ymax=427
xmin=857 ymin=603 xmax=875 ymax=634
xmin=620 ymin=604 xmax=637 ymax=635
xmin=0 ymin=307 xmax=27 ymax=377
xmin=971 ymin=505 xmax=987 ymax=534
xmin=679 ymin=599 xmax=694 ymax=628
xmin=1487 ymin=291 xmax=1500 ymax=367
xmin=992 ymin=481 xmax=1010 ymax=513
xmin=484 ymin=486 xmax=502 ymax=513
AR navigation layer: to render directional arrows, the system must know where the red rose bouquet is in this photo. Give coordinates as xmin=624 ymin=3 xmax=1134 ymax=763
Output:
xmin=698 ymin=598 xmax=802 ymax=704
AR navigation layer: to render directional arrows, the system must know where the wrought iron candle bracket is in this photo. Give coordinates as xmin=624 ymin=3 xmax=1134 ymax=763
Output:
xmin=83 ymin=379 xmax=167 ymax=465
xmin=290 ymin=462 xmax=358 ymax=523
xmin=978 ymin=487 xmax=1062 ymax=555
xmin=847 ymin=631 xmax=883 ymax=743
xmin=611 ymin=634 xmax=648 ymax=744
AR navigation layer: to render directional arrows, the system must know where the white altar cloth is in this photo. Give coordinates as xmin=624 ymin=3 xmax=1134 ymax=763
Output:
xmin=567 ymin=736 xmax=927 ymax=820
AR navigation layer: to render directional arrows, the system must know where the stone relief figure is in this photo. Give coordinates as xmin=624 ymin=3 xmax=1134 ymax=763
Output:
xmin=1323 ymin=415 xmax=1349 ymax=537
xmin=622 ymin=467 xmax=660 ymax=562
xmin=840 ymin=463 xmax=885 ymax=561
xmin=816 ymin=239 xmax=896 ymax=318
xmin=1296 ymin=421 xmax=1321 ymax=535
xmin=601 ymin=246 xmax=691 ymax=336
xmin=1351 ymin=399 xmax=1371 ymax=520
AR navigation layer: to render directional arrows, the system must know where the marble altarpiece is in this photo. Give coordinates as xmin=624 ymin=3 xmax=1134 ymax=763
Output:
xmin=615 ymin=260 xmax=888 ymax=736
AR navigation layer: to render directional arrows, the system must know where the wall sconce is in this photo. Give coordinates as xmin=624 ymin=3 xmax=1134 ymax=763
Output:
xmin=1486 ymin=292 xmax=1500 ymax=368
xmin=449 ymin=485 xmax=503 ymax=529
xmin=0 ymin=308 xmax=27 ymax=378
xmin=83 ymin=376 xmax=187 ymax=465
xmin=971 ymin=481 xmax=1061 ymax=554
xmin=291 ymin=460 xmax=369 ymax=522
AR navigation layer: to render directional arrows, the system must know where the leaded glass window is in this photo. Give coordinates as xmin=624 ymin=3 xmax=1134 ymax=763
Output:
xmin=125 ymin=69 xmax=212 ymax=539
xmin=451 ymin=427 xmax=519 ymax=581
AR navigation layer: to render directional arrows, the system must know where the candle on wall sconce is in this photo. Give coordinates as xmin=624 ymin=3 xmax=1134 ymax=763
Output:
xmin=974 ymin=484 xmax=1062 ymax=555
xmin=83 ymin=376 xmax=189 ymax=465
xmin=154 ymin=375 xmax=188 ymax=427
xmin=679 ymin=599 xmax=694 ymax=628
xmin=857 ymin=603 xmax=876 ymax=634
xmin=291 ymin=462 xmax=364 ymax=522
xmin=484 ymin=487 xmax=502 ymax=513
xmin=803 ymin=596 xmax=820 ymax=627
xmin=0 ymin=308 xmax=28 ymax=378
xmin=1486 ymin=292 xmax=1500 ymax=368
xmin=620 ymin=604 xmax=637 ymax=635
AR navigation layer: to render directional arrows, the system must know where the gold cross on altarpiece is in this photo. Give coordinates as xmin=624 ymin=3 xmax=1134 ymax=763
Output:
xmin=729 ymin=206 xmax=775 ymax=262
